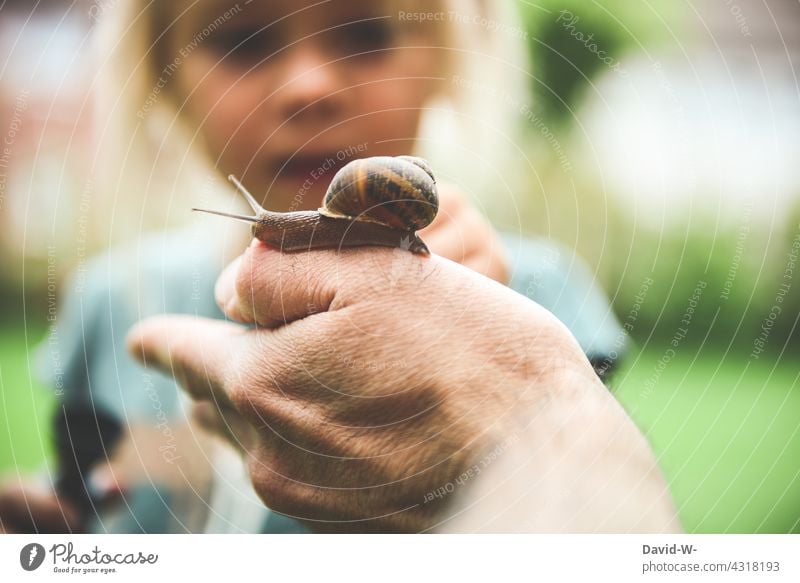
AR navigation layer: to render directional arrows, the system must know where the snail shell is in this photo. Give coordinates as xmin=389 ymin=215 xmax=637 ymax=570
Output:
xmin=320 ymin=156 xmax=438 ymax=231
xmin=193 ymin=156 xmax=438 ymax=255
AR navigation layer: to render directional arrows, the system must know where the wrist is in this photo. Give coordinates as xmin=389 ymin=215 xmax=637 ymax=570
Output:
xmin=438 ymin=374 xmax=680 ymax=533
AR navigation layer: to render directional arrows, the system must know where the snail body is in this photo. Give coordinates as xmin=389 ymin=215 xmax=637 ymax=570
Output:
xmin=194 ymin=156 xmax=438 ymax=255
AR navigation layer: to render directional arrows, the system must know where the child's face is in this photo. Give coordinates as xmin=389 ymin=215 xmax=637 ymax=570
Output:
xmin=172 ymin=0 xmax=443 ymax=211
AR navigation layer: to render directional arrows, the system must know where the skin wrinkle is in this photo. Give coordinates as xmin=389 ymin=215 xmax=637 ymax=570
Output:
xmin=267 ymin=452 xmax=449 ymax=528
xmin=300 ymin=280 xmax=543 ymax=477
xmin=192 ymin=402 xmax=245 ymax=449
xmin=238 ymin=310 xmax=484 ymax=502
xmin=253 ymin=440 xmax=406 ymax=517
xmin=315 ymin=289 xmax=562 ymax=507
xmin=242 ymin=324 xmax=444 ymax=466
xmin=248 ymin=453 xmax=311 ymax=517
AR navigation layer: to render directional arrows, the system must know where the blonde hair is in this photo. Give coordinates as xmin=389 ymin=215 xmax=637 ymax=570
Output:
xmin=87 ymin=0 xmax=530 ymax=249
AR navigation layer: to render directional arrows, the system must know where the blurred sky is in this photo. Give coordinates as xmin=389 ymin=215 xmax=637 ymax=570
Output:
xmin=580 ymin=0 xmax=799 ymax=228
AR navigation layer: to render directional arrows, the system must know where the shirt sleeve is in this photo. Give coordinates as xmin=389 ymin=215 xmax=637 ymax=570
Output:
xmin=35 ymin=252 xmax=183 ymax=420
xmin=500 ymin=232 xmax=627 ymax=377
xmin=35 ymin=263 xmax=112 ymax=413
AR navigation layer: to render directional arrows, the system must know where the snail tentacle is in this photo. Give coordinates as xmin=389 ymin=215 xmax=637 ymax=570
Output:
xmin=194 ymin=156 xmax=438 ymax=255
xmin=228 ymin=174 xmax=266 ymax=214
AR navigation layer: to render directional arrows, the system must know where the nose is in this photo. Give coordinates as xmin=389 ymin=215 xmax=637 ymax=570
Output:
xmin=273 ymin=45 xmax=345 ymax=122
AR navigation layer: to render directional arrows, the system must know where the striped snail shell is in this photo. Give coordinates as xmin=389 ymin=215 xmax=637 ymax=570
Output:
xmin=193 ymin=156 xmax=439 ymax=255
xmin=320 ymin=156 xmax=438 ymax=232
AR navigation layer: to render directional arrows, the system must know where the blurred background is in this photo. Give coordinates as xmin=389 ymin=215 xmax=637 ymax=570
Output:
xmin=0 ymin=0 xmax=798 ymax=532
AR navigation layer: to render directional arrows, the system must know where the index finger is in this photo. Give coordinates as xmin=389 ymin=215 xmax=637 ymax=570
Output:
xmin=126 ymin=315 xmax=246 ymax=408
xmin=215 ymin=239 xmax=436 ymax=328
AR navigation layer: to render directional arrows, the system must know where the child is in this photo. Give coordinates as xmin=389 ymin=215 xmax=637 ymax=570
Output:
xmin=1 ymin=0 xmax=624 ymax=533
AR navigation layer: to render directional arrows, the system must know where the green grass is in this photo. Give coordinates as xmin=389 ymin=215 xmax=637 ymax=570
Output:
xmin=612 ymin=346 xmax=800 ymax=533
xmin=0 ymin=325 xmax=56 ymax=475
xmin=1 ymin=322 xmax=798 ymax=532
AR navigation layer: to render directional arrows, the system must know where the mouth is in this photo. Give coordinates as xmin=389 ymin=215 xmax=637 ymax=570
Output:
xmin=272 ymin=154 xmax=342 ymax=184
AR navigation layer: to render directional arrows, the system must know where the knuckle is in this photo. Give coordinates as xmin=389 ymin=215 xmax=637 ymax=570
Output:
xmin=244 ymin=253 xmax=305 ymax=326
xmin=224 ymin=365 xmax=267 ymax=421
xmin=234 ymin=261 xmax=260 ymax=319
xmin=234 ymin=248 xmax=284 ymax=322
xmin=226 ymin=379 xmax=255 ymax=417
xmin=248 ymin=459 xmax=308 ymax=516
xmin=224 ymin=338 xmax=300 ymax=422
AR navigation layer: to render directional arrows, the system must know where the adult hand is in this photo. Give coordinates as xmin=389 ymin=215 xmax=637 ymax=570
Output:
xmin=127 ymin=242 xmax=676 ymax=532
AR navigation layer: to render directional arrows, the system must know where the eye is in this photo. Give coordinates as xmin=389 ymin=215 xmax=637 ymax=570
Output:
xmin=331 ymin=19 xmax=395 ymax=57
xmin=206 ymin=28 xmax=283 ymax=65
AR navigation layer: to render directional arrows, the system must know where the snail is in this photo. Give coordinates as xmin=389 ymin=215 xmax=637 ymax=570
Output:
xmin=193 ymin=156 xmax=439 ymax=255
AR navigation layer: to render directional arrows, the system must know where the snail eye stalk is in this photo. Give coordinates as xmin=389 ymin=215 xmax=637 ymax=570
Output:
xmin=193 ymin=175 xmax=266 ymax=222
xmin=191 ymin=208 xmax=260 ymax=223
xmin=228 ymin=174 xmax=266 ymax=213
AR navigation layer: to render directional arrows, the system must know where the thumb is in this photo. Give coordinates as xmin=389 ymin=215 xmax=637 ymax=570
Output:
xmin=126 ymin=315 xmax=247 ymax=408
